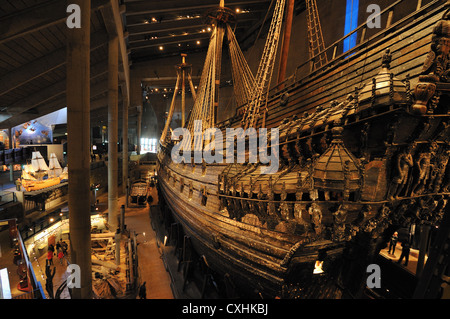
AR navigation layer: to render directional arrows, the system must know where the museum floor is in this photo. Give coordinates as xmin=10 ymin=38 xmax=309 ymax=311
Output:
xmin=35 ymin=191 xmax=173 ymax=299
xmin=0 ymin=178 xmax=174 ymax=299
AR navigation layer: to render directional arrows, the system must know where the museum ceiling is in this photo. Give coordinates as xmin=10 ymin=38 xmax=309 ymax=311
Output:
xmin=0 ymin=0 xmax=305 ymax=129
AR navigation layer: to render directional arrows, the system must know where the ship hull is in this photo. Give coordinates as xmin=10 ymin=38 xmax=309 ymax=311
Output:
xmin=22 ymin=177 xmax=61 ymax=192
xmin=157 ymin=148 xmax=350 ymax=298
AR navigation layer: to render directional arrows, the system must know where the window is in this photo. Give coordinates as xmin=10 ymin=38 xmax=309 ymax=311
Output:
xmin=343 ymin=0 xmax=359 ymax=53
xmin=140 ymin=138 xmax=158 ymax=153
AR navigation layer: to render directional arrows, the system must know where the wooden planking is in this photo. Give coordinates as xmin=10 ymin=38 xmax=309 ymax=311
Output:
xmin=228 ymin=3 xmax=442 ymax=130
xmin=258 ymin=9 xmax=439 ymax=128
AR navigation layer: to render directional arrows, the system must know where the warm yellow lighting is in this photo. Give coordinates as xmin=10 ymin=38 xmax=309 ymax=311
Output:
xmin=313 ymin=260 xmax=324 ymax=274
xmin=236 ymin=8 xmax=240 ymax=13
xmin=196 ymin=40 xmax=201 ymax=45
xmin=49 ymin=218 xmax=54 ymax=223
xmin=159 ymin=46 xmax=164 ymax=50
xmin=207 ymin=27 xmax=211 ymax=32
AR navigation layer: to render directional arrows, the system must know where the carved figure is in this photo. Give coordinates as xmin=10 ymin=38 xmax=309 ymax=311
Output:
xmin=308 ymin=202 xmax=323 ymax=236
xmin=388 ymin=144 xmax=415 ymax=200
xmin=279 ymin=183 xmax=293 ymax=221
xmin=332 ymin=204 xmax=348 ymax=242
xmin=421 ymin=2 xmax=450 ymax=82
xmin=430 ymin=148 xmax=450 ymax=192
xmin=411 ymin=143 xmax=437 ymax=196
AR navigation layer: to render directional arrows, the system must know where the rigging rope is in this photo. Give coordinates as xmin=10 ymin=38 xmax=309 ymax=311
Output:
xmin=241 ymin=0 xmax=286 ymax=129
xmin=176 ymin=0 xmax=286 ymax=150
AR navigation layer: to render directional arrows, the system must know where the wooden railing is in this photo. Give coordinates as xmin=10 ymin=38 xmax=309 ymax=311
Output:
xmin=229 ymin=0 xmax=443 ymax=124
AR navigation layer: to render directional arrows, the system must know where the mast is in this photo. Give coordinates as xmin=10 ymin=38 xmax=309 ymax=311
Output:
xmin=205 ymin=0 xmax=235 ymax=125
xmin=48 ymin=153 xmax=62 ymax=178
xmin=277 ymin=0 xmax=295 ymax=87
xmin=159 ymin=54 xmax=197 ymax=144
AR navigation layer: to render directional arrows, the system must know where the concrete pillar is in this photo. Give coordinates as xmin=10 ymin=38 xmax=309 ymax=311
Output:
xmin=107 ymin=36 xmax=119 ymax=230
xmin=122 ymin=97 xmax=129 ymax=195
xmin=120 ymin=204 xmax=125 ymax=233
xmin=8 ymin=128 xmax=12 ymax=149
xmin=66 ymin=0 xmax=92 ymax=299
xmin=9 ymin=164 xmax=13 ymax=182
xmin=136 ymin=106 xmax=142 ymax=155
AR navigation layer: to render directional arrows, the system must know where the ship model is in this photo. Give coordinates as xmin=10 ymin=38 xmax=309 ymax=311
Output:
xmin=156 ymin=0 xmax=450 ymax=298
xmin=21 ymin=151 xmax=66 ymax=191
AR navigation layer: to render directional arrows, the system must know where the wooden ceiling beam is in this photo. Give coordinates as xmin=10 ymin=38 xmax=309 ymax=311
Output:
xmin=0 ymin=30 xmax=108 ymax=97
xmin=124 ymin=0 xmax=271 ymax=16
xmin=0 ymin=78 xmax=123 ymax=130
xmin=4 ymin=59 xmax=116 ymax=116
xmin=129 ymin=33 xmax=211 ymax=51
xmin=0 ymin=0 xmax=109 ymax=45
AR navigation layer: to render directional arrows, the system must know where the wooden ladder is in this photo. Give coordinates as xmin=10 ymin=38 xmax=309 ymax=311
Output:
xmin=306 ymin=0 xmax=328 ymax=72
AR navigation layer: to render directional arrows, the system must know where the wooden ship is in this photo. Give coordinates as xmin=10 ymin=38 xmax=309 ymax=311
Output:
xmin=156 ymin=0 xmax=450 ymax=298
xmin=21 ymin=152 xmax=65 ymax=191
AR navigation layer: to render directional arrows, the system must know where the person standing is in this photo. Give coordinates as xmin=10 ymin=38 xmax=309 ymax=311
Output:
xmin=58 ymin=249 xmax=64 ymax=265
xmin=138 ymin=282 xmax=147 ymax=299
xmin=47 ymin=249 xmax=54 ymax=265
xmin=397 ymin=241 xmax=411 ymax=266
xmin=388 ymin=232 xmax=399 ymax=255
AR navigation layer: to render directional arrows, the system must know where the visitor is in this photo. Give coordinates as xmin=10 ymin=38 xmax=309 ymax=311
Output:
xmin=139 ymin=282 xmax=147 ymax=299
xmin=58 ymin=249 xmax=64 ymax=265
xmin=56 ymin=240 xmax=61 ymax=252
xmin=397 ymin=241 xmax=411 ymax=266
xmin=47 ymin=249 xmax=54 ymax=265
xmin=388 ymin=232 xmax=398 ymax=255
xmin=61 ymin=240 xmax=68 ymax=256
